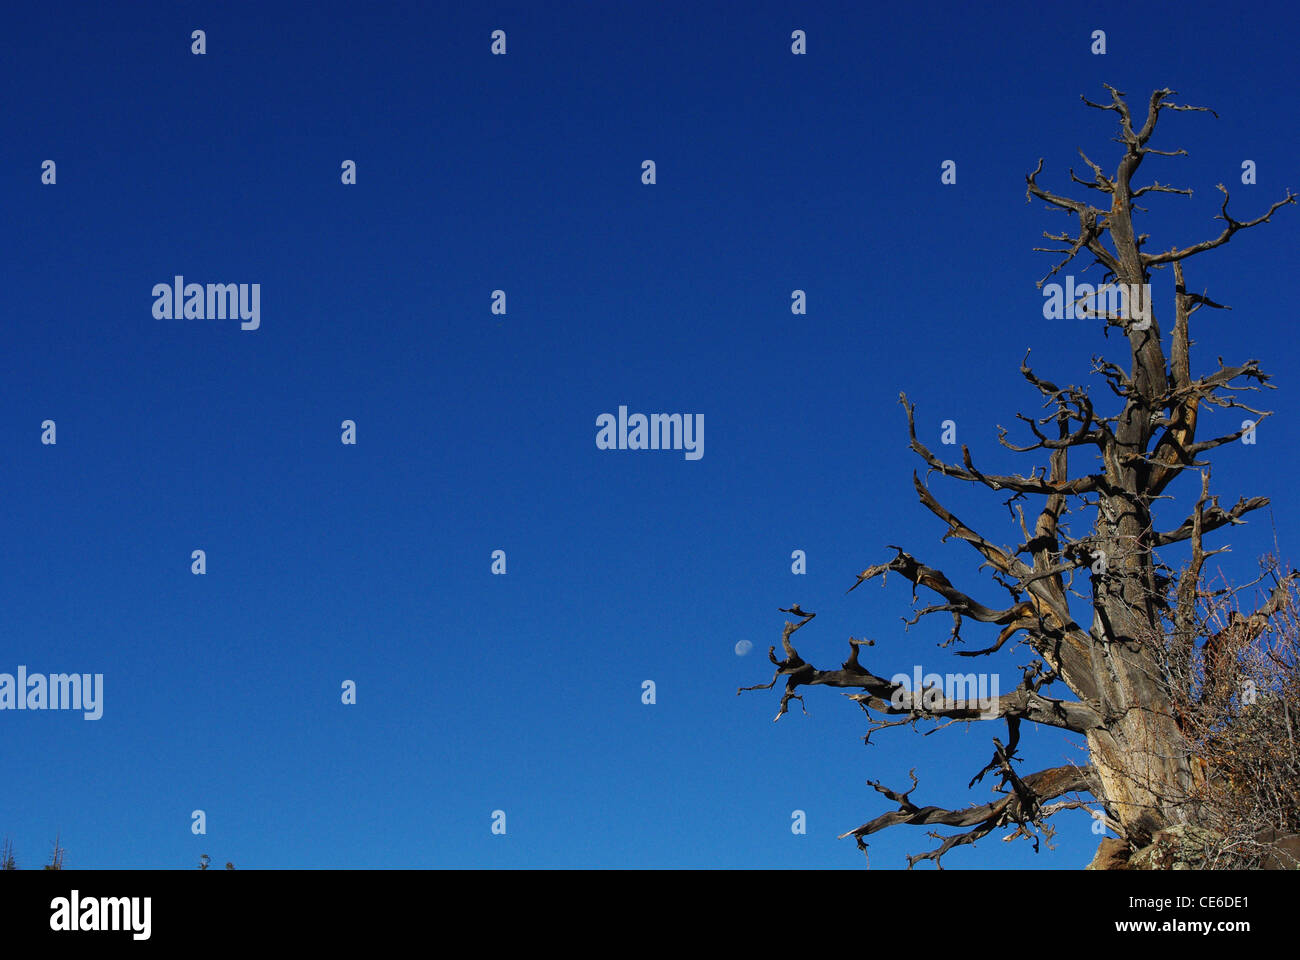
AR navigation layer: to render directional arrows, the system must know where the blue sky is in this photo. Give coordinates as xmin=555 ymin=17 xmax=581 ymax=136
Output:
xmin=2 ymin=0 xmax=1297 ymax=869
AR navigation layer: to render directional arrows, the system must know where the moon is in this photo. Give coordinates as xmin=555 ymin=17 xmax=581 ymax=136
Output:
xmin=735 ymin=640 xmax=753 ymax=657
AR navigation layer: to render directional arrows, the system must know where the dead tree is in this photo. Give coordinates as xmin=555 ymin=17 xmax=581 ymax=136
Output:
xmin=743 ymin=86 xmax=1296 ymax=866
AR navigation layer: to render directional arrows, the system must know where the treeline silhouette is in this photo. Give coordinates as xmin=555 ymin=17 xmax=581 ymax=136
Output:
xmin=1 ymin=836 xmax=233 ymax=869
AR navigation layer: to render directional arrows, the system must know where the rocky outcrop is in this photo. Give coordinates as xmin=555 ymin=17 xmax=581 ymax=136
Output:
xmin=1085 ymin=837 xmax=1131 ymax=870
xmin=1088 ymin=824 xmax=1300 ymax=869
xmin=1255 ymin=828 xmax=1300 ymax=870
xmin=1127 ymin=825 xmax=1218 ymax=870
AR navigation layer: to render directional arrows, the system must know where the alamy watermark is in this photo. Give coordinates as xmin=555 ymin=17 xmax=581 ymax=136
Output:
xmin=1041 ymin=277 xmax=1151 ymax=331
xmin=152 ymin=275 xmax=260 ymax=330
xmin=50 ymin=890 xmax=150 ymax=940
xmin=0 ymin=666 xmax=103 ymax=719
xmin=889 ymin=666 xmax=1000 ymax=719
xmin=596 ymin=406 xmax=703 ymax=460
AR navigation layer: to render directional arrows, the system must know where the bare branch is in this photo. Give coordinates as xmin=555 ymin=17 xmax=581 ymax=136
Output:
xmin=1153 ymin=496 xmax=1270 ymax=548
xmin=838 ymin=764 xmax=1098 ymax=868
xmin=1144 ymin=185 xmax=1297 ymax=266
xmin=902 ymin=394 xmax=1104 ymax=496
